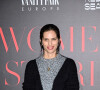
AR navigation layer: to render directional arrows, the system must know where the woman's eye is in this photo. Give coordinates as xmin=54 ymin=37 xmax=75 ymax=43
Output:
xmin=52 ymin=38 xmax=56 ymax=40
xmin=44 ymin=39 xmax=48 ymax=41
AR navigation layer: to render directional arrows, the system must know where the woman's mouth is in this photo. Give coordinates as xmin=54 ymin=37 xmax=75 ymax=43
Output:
xmin=47 ymin=46 xmax=54 ymax=50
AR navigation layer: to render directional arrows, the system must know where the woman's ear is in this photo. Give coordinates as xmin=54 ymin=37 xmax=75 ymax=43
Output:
xmin=40 ymin=40 xmax=41 ymax=43
xmin=59 ymin=38 xmax=61 ymax=44
xmin=40 ymin=40 xmax=42 ymax=45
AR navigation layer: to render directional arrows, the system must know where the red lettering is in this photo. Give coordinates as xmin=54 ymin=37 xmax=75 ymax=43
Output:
xmin=70 ymin=27 xmax=74 ymax=52
xmin=91 ymin=26 xmax=98 ymax=52
xmin=0 ymin=27 xmax=8 ymax=52
xmin=60 ymin=36 xmax=64 ymax=50
xmin=82 ymin=27 xmax=85 ymax=52
xmin=5 ymin=61 xmax=20 ymax=86
xmin=90 ymin=61 xmax=94 ymax=86
xmin=21 ymin=61 xmax=26 ymax=67
xmin=9 ymin=27 xmax=19 ymax=52
xmin=78 ymin=62 xmax=85 ymax=86
xmin=27 ymin=26 xmax=39 ymax=52
xmin=0 ymin=27 xmax=25 ymax=53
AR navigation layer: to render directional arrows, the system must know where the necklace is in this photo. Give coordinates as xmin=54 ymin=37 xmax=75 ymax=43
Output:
xmin=46 ymin=60 xmax=54 ymax=71
xmin=46 ymin=61 xmax=51 ymax=71
xmin=47 ymin=67 xmax=50 ymax=71
xmin=42 ymin=54 xmax=59 ymax=71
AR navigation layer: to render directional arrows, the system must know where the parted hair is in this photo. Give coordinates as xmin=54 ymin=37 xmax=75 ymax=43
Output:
xmin=40 ymin=24 xmax=61 ymax=53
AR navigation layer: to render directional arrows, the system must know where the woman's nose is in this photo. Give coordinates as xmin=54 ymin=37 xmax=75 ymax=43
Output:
xmin=48 ymin=40 xmax=52 ymax=45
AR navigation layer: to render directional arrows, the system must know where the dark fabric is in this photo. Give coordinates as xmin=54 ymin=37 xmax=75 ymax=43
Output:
xmin=22 ymin=58 xmax=80 ymax=90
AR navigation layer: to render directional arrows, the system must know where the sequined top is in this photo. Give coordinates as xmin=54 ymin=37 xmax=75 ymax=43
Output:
xmin=36 ymin=53 xmax=66 ymax=90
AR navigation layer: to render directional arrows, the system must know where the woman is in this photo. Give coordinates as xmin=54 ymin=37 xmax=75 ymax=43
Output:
xmin=22 ymin=24 xmax=80 ymax=90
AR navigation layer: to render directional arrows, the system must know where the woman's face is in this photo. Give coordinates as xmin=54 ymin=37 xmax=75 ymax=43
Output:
xmin=41 ymin=30 xmax=59 ymax=55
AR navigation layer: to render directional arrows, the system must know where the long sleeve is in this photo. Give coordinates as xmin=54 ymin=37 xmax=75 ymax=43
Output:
xmin=63 ymin=59 xmax=79 ymax=90
xmin=22 ymin=60 xmax=36 ymax=90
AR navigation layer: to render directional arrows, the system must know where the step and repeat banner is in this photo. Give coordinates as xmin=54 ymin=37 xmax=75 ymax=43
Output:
xmin=0 ymin=0 xmax=100 ymax=90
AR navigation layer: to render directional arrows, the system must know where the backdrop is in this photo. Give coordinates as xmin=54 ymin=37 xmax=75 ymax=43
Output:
xmin=0 ymin=0 xmax=100 ymax=90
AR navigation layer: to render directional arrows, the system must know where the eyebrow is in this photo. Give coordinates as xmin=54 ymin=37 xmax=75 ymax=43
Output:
xmin=43 ymin=37 xmax=57 ymax=39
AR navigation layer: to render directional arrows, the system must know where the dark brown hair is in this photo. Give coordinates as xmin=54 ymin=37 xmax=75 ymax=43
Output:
xmin=40 ymin=24 xmax=61 ymax=53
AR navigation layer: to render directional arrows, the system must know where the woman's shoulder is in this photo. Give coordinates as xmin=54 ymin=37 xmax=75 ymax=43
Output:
xmin=26 ymin=55 xmax=41 ymax=65
xmin=60 ymin=54 xmax=76 ymax=65
xmin=26 ymin=59 xmax=37 ymax=68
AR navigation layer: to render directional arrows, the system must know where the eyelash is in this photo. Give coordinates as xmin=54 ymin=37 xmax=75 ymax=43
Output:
xmin=52 ymin=38 xmax=56 ymax=40
xmin=44 ymin=39 xmax=48 ymax=41
xmin=44 ymin=38 xmax=56 ymax=41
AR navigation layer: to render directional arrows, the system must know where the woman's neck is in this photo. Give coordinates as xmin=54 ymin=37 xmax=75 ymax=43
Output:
xmin=43 ymin=52 xmax=57 ymax=59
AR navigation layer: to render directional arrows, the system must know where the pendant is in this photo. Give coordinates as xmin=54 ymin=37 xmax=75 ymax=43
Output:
xmin=47 ymin=67 xmax=50 ymax=71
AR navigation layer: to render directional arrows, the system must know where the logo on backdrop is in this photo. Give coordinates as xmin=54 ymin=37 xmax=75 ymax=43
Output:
xmin=21 ymin=0 xmax=60 ymax=11
xmin=85 ymin=0 xmax=100 ymax=10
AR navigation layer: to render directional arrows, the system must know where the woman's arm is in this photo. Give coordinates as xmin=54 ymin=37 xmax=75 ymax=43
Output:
xmin=64 ymin=59 xmax=80 ymax=90
xmin=22 ymin=60 xmax=36 ymax=90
